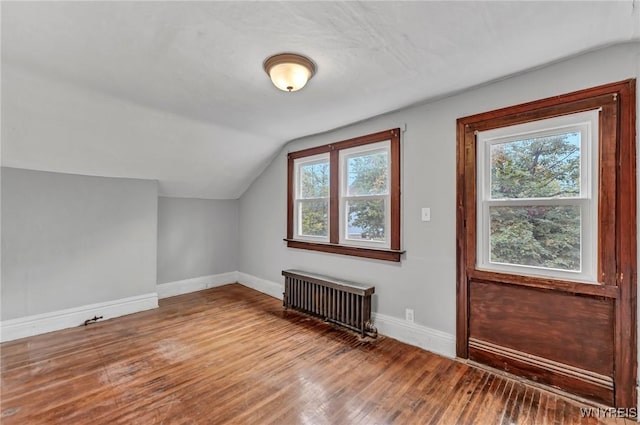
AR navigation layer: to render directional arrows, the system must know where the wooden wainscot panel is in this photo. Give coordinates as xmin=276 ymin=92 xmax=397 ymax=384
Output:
xmin=468 ymin=279 xmax=615 ymax=404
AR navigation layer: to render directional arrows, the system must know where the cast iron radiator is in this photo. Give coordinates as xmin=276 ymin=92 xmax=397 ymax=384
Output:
xmin=282 ymin=269 xmax=377 ymax=337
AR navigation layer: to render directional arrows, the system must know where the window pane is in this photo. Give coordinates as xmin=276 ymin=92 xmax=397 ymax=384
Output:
xmin=299 ymin=162 xmax=329 ymax=199
xmin=346 ymin=151 xmax=388 ymax=196
xmin=346 ymin=199 xmax=385 ymax=242
xmin=490 ymin=205 xmax=581 ymax=271
xmin=300 ymin=200 xmax=328 ymax=237
xmin=490 ymin=132 xmax=580 ymax=199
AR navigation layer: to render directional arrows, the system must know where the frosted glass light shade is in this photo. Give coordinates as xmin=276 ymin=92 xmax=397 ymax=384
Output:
xmin=264 ymin=53 xmax=316 ymax=92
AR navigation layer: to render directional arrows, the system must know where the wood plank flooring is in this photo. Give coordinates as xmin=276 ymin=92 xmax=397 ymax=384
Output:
xmin=1 ymin=284 xmax=636 ymax=424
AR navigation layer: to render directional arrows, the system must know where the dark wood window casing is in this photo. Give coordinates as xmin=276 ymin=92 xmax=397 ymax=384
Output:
xmin=456 ymin=80 xmax=636 ymax=408
xmin=286 ymin=128 xmax=403 ymax=262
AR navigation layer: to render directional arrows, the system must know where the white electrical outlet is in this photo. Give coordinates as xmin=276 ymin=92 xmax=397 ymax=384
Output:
xmin=421 ymin=207 xmax=431 ymax=221
xmin=405 ymin=308 xmax=414 ymax=323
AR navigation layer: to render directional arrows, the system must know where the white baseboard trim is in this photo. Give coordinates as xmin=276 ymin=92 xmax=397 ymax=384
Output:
xmin=373 ymin=312 xmax=456 ymax=359
xmin=237 ymin=272 xmax=284 ymax=300
xmin=0 ymin=292 xmax=159 ymax=343
xmin=157 ymin=271 xmax=239 ymax=299
xmin=236 ymin=272 xmax=455 ymax=358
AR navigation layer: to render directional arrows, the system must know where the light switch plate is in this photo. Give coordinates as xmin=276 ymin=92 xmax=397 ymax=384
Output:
xmin=421 ymin=207 xmax=431 ymax=222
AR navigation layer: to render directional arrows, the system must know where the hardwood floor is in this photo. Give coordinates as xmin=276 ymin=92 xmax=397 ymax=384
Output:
xmin=1 ymin=284 xmax=635 ymax=424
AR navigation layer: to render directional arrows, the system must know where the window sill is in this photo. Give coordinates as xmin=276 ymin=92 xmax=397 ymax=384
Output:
xmin=284 ymin=239 xmax=405 ymax=262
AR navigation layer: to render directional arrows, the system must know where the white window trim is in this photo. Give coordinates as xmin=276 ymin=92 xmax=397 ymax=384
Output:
xmin=338 ymin=141 xmax=391 ymax=249
xmin=293 ymin=153 xmax=330 ymax=242
xmin=476 ymin=110 xmax=599 ymax=282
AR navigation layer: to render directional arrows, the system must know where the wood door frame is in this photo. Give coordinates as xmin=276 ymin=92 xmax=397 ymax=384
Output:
xmin=456 ymin=80 xmax=637 ymax=408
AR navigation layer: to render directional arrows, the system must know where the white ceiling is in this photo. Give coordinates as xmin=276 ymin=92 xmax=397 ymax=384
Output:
xmin=2 ymin=1 xmax=639 ymax=199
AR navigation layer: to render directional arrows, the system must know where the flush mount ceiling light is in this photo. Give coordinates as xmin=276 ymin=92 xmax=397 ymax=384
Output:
xmin=263 ymin=53 xmax=316 ymax=92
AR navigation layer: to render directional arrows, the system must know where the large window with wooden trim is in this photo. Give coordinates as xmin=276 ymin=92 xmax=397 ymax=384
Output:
xmin=476 ymin=110 xmax=599 ymax=282
xmin=456 ymin=80 xmax=636 ymax=409
xmin=286 ymin=129 xmax=402 ymax=262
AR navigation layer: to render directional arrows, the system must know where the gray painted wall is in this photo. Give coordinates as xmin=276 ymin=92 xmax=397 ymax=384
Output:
xmin=1 ymin=167 xmax=158 ymax=320
xmin=239 ymin=42 xmax=640 ymax=337
xmin=157 ymin=197 xmax=239 ymax=284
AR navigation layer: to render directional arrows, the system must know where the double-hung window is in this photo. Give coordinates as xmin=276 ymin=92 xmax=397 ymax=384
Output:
xmin=476 ymin=110 xmax=599 ymax=281
xmin=287 ymin=129 xmax=402 ymax=261
xmin=293 ymin=153 xmax=330 ymax=241
xmin=339 ymin=141 xmax=390 ymax=247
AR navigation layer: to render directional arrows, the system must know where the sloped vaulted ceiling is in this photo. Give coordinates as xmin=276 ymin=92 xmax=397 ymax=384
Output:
xmin=2 ymin=1 xmax=639 ymax=199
